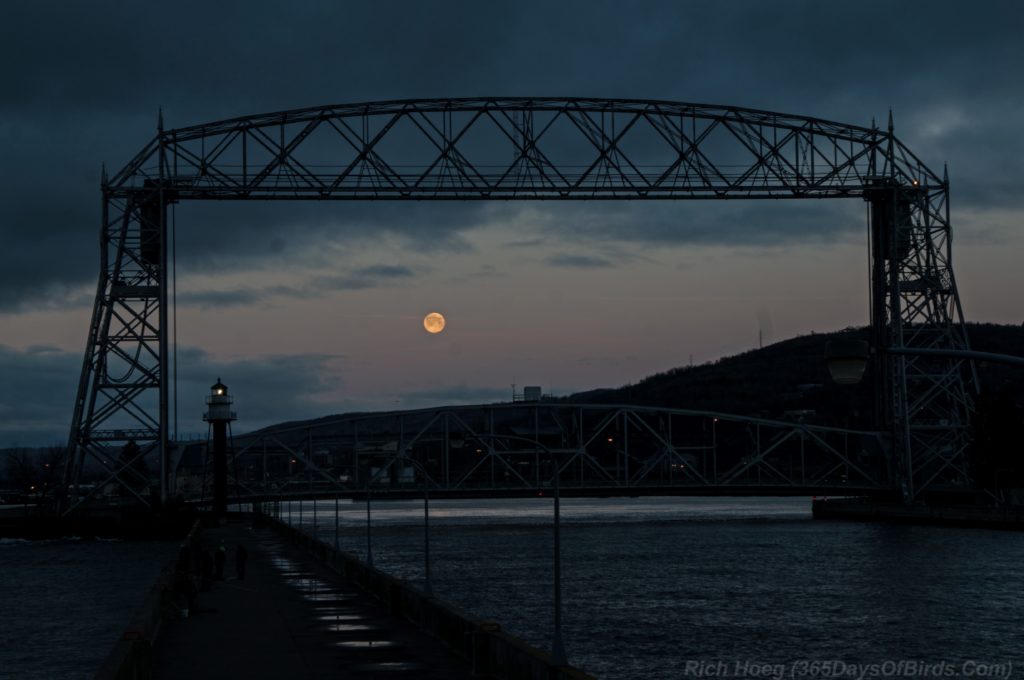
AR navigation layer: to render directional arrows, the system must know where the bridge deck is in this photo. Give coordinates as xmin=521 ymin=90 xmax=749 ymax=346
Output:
xmin=151 ymin=521 xmax=472 ymax=679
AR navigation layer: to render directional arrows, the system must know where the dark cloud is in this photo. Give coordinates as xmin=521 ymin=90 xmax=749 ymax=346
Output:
xmin=177 ymin=288 xmax=272 ymax=310
xmin=521 ymin=200 xmax=865 ymax=248
xmin=0 ymin=342 xmax=347 ymax=445
xmin=503 ymin=238 xmax=547 ymax=249
xmin=398 ymin=385 xmax=513 ymax=409
xmin=172 ymin=202 xmax=480 ymax=273
xmin=355 ymin=265 xmax=415 ymax=280
xmin=545 ymin=254 xmax=615 ymax=269
xmin=313 ymin=266 xmax=416 ymax=293
xmin=0 ymin=345 xmax=82 ymax=446
xmin=178 ymin=264 xmax=419 ymax=309
xmin=172 ymin=347 xmax=343 ymax=435
xmin=1 ymin=0 xmax=1021 ymax=310
xmin=313 ymin=264 xmax=419 ymax=292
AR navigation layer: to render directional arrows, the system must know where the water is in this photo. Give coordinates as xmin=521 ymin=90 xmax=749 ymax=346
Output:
xmin=284 ymin=497 xmax=1024 ymax=679
xmin=0 ymin=536 xmax=177 ymax=680
xmin=3 ymin=499 xmax=1021 ymax=679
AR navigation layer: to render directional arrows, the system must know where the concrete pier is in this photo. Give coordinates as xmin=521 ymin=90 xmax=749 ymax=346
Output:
xmin=95 ymin=510 xmax=595 ymax=680
xmin=147 ymin=520 xmax=474 ymax=679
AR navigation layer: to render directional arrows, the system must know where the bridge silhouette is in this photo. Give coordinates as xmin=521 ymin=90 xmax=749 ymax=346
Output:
xmin=172 ymin=401 xmax=889 ymax=506
xmin=60 ymin=98 xmax=975 ymax=513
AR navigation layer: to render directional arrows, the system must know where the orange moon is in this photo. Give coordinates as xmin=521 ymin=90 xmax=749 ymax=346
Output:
xmin=423 ymin=312 xmax=446 ymax=334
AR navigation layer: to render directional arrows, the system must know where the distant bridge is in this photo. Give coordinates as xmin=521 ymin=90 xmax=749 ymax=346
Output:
xmin=170 ymin=402 xmax=893 ymax=504
xmin=63 ymin=97 xmax=975 ymax=513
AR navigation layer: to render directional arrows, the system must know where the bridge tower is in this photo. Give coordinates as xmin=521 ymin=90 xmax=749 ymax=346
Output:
xmin=203 ymin=378 xmax=236 ymax=520
xmin=865 ymin=114 xmax=976 ymax=499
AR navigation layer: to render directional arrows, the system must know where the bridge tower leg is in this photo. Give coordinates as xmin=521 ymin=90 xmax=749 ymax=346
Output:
xmin=867 ymin=120 xmax=976 ymax=500
xmin=62 ymin=158 xmax=175 ymax=513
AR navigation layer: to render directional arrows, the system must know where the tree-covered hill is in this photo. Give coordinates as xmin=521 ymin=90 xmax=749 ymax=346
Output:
xmin=565 ymin=323 xmax=1024 ymax=429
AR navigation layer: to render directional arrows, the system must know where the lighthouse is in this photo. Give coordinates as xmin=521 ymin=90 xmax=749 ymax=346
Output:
xmin=203 ymin=378 xmax=237 ymax=520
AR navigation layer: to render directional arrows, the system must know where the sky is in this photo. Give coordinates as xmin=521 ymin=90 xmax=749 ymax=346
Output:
xmin=2 ymin=0 xmax=1023 ymax=446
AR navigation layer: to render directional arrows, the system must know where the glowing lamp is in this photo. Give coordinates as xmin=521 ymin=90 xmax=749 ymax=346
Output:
xmin=204 ymin=378 xmax=237 ymax=423
xmin=825 ymin=338 xmax=870 ymax=385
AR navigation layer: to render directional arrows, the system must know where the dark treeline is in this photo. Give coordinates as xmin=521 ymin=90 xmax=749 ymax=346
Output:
xmin=0 ymin=445 xmax=63 ymax=497
xmin=568 ymin=323 xmax=1024 ymax=423
xmin=566 ymin=322 xmax=1024 ymax=492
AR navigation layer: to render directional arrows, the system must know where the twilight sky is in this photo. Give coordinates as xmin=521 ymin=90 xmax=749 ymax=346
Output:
xmin=2 ymin=0 xmax=1023 ymax=446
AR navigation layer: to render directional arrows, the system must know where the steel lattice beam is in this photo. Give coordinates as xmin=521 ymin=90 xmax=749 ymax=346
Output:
xmin=192 ymin=403 xmax=890 ymax=499
xmin=63 ymin=98 xmax=976 ymax=510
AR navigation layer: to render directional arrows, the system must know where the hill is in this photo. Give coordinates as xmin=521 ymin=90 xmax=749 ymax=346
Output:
xmin=252 ymin=323 xmax=1024 ymax=434
xmin=565 ymin=323 xmax=1024 ymax=429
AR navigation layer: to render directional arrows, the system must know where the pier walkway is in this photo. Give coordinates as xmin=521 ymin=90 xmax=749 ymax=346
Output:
xmin=150 ymin=520 xmax=473 ymax=679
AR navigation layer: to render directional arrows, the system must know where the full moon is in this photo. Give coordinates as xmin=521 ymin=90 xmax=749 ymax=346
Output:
xmin=423 ymin=312 xmax=446 ymax=334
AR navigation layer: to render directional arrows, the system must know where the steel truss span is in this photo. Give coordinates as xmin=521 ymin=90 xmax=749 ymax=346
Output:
xmin=203 ymin=404 xmax=888 ymax=501
xmin=63 ymin=98 xmax=975 ymax=512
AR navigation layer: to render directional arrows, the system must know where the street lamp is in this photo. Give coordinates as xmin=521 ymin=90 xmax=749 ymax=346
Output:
xmin=712 ymin=417 xmax=718 ymax=484
xmin=366 ymin=482 xmax=373 ymax=567
xmin=824 ymin=338 xmax=870 ymax=385
xmin=825 ymin=341 xmax=1024 ymax=384
xmin=826 ymin=340 xmax=1024 ymax=497
xmin=423 ymin=482 xmax=432 ymax=596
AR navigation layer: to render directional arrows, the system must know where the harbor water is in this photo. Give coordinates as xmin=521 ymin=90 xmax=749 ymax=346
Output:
xmin=3 ymin=497 xmax=1023 ymax=679
xmin=283 ymin=496 xmax=1024 ymax=679
xmin=0 ymin=536 xmax=177 ymax=680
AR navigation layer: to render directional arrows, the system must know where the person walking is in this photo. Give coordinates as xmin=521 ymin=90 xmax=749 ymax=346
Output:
xmin=235 ymin=544 xmax=249 ymax=581
xmin=214 ymin=540 xmax=227 ymax=580
xmin=201 ymin=550 xmax=214 ymax=590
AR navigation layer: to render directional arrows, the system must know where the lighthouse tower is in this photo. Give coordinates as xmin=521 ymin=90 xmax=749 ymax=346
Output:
xmin=203 ymin=378 xmax=237 ymax=520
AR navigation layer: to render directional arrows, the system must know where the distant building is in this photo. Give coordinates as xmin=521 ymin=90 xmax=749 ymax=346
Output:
xmin=513 ymin=385 xmax=548 ymax=402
